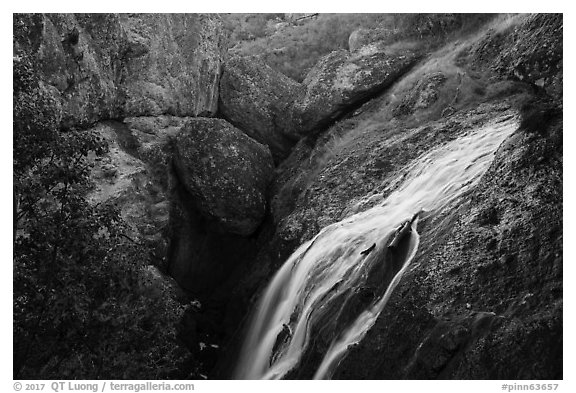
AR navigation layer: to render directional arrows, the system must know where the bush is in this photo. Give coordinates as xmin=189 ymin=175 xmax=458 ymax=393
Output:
xmin=13 ymin=40 xmax=193 ymax=379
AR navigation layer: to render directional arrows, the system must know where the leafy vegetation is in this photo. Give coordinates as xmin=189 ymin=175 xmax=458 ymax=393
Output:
xmin=13 ymin=38 xmax=194 ymax=379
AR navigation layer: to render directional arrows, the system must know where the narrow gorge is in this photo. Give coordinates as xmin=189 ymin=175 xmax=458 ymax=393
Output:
xmin=13 ymin=13 xmax=562 ymax=380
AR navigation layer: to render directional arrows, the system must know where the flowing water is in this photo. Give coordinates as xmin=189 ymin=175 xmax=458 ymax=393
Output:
xmin=234 ymin=116 xmax=518 ymax=380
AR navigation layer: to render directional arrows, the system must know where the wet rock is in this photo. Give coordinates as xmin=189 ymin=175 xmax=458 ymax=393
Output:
xmin=219 ymin=55 xmax=303 ymax=161
xmin=173 ymin=118 xmax=274 ymax=236
xmin=219 ymin=14 xmax=561 ymax=380
xmin=334 ymin=109 xmax=562 ymax=379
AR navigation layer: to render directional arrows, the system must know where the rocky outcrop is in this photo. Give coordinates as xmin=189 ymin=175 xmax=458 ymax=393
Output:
xmin=87 ymin=117 xmax=196 ymax=262
xmin=87 ymin=121 xmax=171 ymax=265
xmin=86 ymin=116 xmax=274 ymax=294
xmin=168 ymin=118 xmax=274 ymax=293
xmin=392 ymin=72 xmax=447 ymax=118
xmin=494 ymin=13 xmax=562 ymax=100
xmin=464 ymin=13 xmax=562 ymax=100
xmin=167 ymin=181 xmax=259 ymax=293
xmin=348 ymin=27 xmax=398 ymax=52
xmin=122 ymin=14 xmax=225 ymax=117
xmin=172 ymin=118 xmax=275 ymax=236
xmin=219 ymin=46 xmax=420 ymax=161
xmin=13 ymin=13 xmax=226 ymax=129
xmin=219 ymin=56 xmax=303 ymax=161
xmin=290 ymin=44 xmax=420 ymax=136
xmin=219 ymin=15 xmax=562 ymax=373
xmin=122 ymin=116 xmax=193 ymax=188
xmin=333 ymin=108 xmax=562 ymax=379
xmin=14 ymin=14 xmax=125 ymax=128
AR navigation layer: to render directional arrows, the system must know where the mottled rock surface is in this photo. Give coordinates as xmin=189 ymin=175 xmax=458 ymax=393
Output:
xmin=14 ymin=14 xmax=125 ymax=128
xmin=87 ymin=120 xmax=174 ymax=262
xmin=289 ymin=44 xmax=421 ymax=136
xmin=219 ymin=46 xmax=420 ymax=160
xmin=13 ymin=13 xmax=226 ymax=128
xmin=173 ymin=118 xmax=275 ymax=236
xmin=219 ymin=55 xmax=303 ymax=161
xmin=463 ymin=13 xmax=562 ymax=100
xmin=218 ymin=14 xmax=562 ymax=380
xmin=122 ymin=14 xmax=225 ymax=117
xmin=86 ymin=116 xmax=196 ymax=267
xmin=392 ymin=72 xmax=447 ymax=118
xmin=334 ymin=111 xmax=562 ymax=379
xmin=122 ymin=116 xmax=193 ymax=187
xmin=348 ymin=27 xmax=398 ymax=52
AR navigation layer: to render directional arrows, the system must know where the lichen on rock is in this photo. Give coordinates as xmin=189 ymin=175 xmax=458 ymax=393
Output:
xmin=13 ymin=13 xmax=227 ymax=129
xmin=219 ymin=55 xmax=304 ymax=161
xmin=172 ymin=118 xmax=275 ymax=236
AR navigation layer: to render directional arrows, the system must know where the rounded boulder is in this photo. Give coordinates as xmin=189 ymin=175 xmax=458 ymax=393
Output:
xmin=173 ymin=118 xmax=274 ymax=236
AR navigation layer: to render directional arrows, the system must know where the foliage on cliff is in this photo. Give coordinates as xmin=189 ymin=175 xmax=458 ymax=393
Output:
xmin=13 ymin=46 xmax=193 ymax=379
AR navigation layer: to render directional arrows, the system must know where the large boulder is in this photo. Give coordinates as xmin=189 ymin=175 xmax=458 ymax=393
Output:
xmin=13 ymin=13 xmax=226 ymax=128
xmin=172 ymin=118 xmax=275 ymax=236
xmin=289 ymin=44 xmax=421 ymax=136
xmin=219 ymin=56 xmax=303 ymax=161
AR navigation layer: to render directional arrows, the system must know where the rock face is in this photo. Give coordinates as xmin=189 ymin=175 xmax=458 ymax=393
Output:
xmin=167 ymin=182 xmax=259 ymax=293
xmin=219 ymin=56 xmax=303 ymax=161
xmin=465 ymin=13 xmax=562 ymax=100
xmin=333 ymin=111 xmax=562 ymax=379
xmin=13 ymin=13 xmax=226 ymax=129
xmin=168 ymin=118 xmax=274 ymax=292
xmin=217 ymin=14 xmax=562 ymax=379
xmin=392 ymin=72 xmax=447 ymax=118
xmin=122 ymin=115 xmax=193 ymax=188
xmin=14 ymin=14 xmax=125 ymax=128
xmin=122 ymin=14 xmax=225 ymax=117
xmin=290 ymin=44 xmax=420 ymax=136
xmin=88 ymin=122 xmax=152 ymax=236
xmin=219 ymin=46 xmax=420 ymax=161
xmin=348 ymin=27 xmax=398 ymax=52
xmin=173 ymin=118 xmax=275 ymax=236
xmin=87 ymin=117 xmax=192 ymax=264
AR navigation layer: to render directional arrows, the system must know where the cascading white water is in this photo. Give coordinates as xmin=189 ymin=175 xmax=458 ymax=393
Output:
xmin=234 ymin=116 xmax=518 ymax=380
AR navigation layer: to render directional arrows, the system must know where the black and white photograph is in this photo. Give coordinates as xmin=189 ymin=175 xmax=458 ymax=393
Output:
xmin=9 ymin=4 xmax=567 ymax=388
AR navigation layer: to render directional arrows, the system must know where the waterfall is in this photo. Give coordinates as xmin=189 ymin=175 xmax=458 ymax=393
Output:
xmin=234 ymin=116 xmax=518 ymax=380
